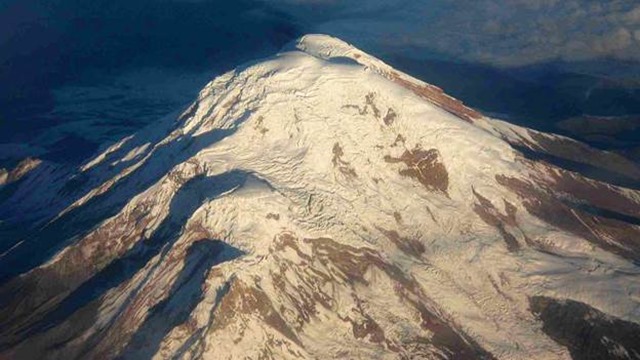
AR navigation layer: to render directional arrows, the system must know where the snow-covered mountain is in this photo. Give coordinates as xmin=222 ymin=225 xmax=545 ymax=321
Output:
xmin=1 ymin=35 xmax=640 ymax=359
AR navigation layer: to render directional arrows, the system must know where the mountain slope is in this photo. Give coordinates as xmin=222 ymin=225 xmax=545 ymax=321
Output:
xmin=1 ymin=35 xmax=640 ymax=360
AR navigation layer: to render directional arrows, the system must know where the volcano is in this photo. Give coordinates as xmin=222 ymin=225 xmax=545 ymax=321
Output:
xmin=1 ymin=35 xmax=639 ymax=359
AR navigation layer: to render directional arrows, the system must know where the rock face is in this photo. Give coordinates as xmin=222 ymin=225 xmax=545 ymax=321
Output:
xmin=1 ymin=34 xmax=640 ymax=359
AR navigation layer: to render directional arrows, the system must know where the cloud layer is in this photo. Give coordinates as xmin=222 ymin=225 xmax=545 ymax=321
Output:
xmin=271 ymin=0 xmax=640 ymax=67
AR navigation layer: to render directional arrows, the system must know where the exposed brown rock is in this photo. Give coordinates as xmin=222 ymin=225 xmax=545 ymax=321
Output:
xmin=270 ymin=234 xmax=341 ymax=328
xmin=365 ymin=93 xmax=381 ymax=119
xmin=385 ymin=146 xmax=449 ymax=194
xmin=332 ymin=143 xmax=357 ymax=178
xmin=273 ymin=232 xmax=310 ymax=260
xmin=341 ymin=92 xmax=380 ymax=119
xmin=402 ymin=299 xmax=494 ymax=359
xmin=488 ymin=275 xmax=514 ymax=302
xmin=510 ymin=130 xmax=640 ymax=183
xmin=266 ymin=213 xmax=280 ymax=221
xmin=497 ymin=175 xmax=640 ymax=261
xmin=332 ymin=143 xmax=344 ymax=166
xmin=0 ymin=162 xmax=210 ymax=342
xmin=178 ymin=101 xmax=199 ymax=122
xmin=351 ymin=315 xmax=385 ymax=343
xmin=306 ymin=237 xmax=492 ymax=358
xmin=0 ymin=207 xmax=155 ymax=347
xmin=393 ymin=212 xmax=403 ymax=224
xmin=343 ymin=295 xmax=387 ymax=344
xmin=221 ymin=93 xmax=241 ymax=109
xmin=387 ymin=72 xmax=482 ymax=124
xmin=546 ymin=168 xmax=640 ymax=219
xmin=253 ymin=116 xmax=269 ymax=135
xmin=0 ymin=168 xmax=7 ymax=185
xmin=391 ymin=134 xmax=406 ymax=147
xmin=472 ymin=189 xmax=521 ymax=253
xmin=268 ymin=233 xmax=493 ymax=358
xmin=383 ymin=108 xmax=397 ymax=125
xmin=378 ymin=227 xmax=425 ymax=258
xmin=338 ymin=294 xmax=387 ymax=344
xmin=211 ymin=278 xmax=302 ymax=347
xmin=530 ymin=296 xmax=640 ymax=360
xmin=425 ymin=205 xmax=438 ymax=224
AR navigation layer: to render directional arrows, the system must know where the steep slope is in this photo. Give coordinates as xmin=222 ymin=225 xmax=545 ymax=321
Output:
xmin=1 ymin=35 xmax=640 ymax=360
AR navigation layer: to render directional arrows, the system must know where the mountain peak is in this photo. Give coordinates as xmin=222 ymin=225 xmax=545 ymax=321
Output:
xmin=294 ymin=34 xmax=356 ymax=57
xmin=1 ymin=34 xmax=640 ymax=360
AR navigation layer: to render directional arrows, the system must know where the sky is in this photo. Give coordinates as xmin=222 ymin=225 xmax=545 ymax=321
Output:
xmin=1 ymin=0 xmax=639 ymax=165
